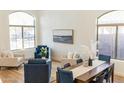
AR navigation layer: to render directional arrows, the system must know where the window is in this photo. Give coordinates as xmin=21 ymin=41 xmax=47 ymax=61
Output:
xmin=97 ymin=11 xmax=124 ymax=60
xmin=9 ymin=12 xmax=35 ymax=50
xmin=98 ymin=26 xmax=116 ymax=58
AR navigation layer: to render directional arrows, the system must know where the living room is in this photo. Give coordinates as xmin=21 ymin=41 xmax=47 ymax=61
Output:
xmin=1 ymin=0 xmax=124 ymax=93
xmin=0 ymin=10 xmax=124 ymax=83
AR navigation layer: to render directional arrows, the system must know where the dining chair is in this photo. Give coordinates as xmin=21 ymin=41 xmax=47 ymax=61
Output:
xmin=98 ymin=54 xmax=111 ymax=62
xmin=57 ymin=67 xmax=74 ymax=83
xmin=77 ymin=59 xmax=83 ymax=64
xmin=104 ymin=67 xmax=113 ymax=83
xmin=90 ymin=72 xmax=106 ymax=83
xmin=98 ymin=54 xmax=112 ymax=82
xmin=63 ymin=63 xmax=71 ymax=68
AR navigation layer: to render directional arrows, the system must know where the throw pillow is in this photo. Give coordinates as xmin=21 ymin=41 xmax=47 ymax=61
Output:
xmin=7 ymin=52 xmax=14 ymax=58
xmin=1 ymin=51 xmax=8 ymax=58
xmin=67 ymin=52 xmax=73 ymax=59
xmin=73 ymin=52 xmax=80 ymax=59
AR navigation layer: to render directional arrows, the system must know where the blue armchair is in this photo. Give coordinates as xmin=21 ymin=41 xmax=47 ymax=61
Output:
xmin=24 ymin=59 xmax=51 ymax=83
xmin=57 ymin=67 xmax=74 ymax=83
xmin=34 ymin=45 xmax=52 ymax=69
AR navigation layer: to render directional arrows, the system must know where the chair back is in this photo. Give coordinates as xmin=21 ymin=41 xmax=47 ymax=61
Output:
xmin=77 ymin=59 xmax=83 ymax=64
xmin=57 ymin=67 xmax=73 ymax=83
xmin=28 ymin=59 xmax=46 ymax=64
xmin=98 ymin=54 xmax=111 ymax=62
xmin=24 ymin=64 xmax=50 ymax=83
xmin=104 ymin=67 xmax=113 ymax=82
xmin=63 ymin=63 xmax=71 ymax=68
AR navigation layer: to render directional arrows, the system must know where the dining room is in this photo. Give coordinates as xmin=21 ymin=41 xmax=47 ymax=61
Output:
xmin=56 ymin=54 xmax=114 ymax=83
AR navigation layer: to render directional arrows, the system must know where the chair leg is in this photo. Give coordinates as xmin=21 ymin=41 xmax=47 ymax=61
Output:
xmin=106 ymin=79 xmax=109 ymax=83
xmin=108 ymin=78 xmax=111 ymax=83
xmin=105 ymin=79 xmax=110 ymax=83
xmin=109 ymin=79 xmax=110 ymax=83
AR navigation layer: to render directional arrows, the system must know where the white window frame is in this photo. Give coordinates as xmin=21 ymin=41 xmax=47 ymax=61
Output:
xmin=9 ymin=12 xmax=36 ymax=50
xmin=97 ymin=11 xmax=124 ymax=60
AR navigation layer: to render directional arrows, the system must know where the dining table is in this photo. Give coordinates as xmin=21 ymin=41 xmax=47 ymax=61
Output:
xmin=64 ymin=59 xmax=114 ymax=83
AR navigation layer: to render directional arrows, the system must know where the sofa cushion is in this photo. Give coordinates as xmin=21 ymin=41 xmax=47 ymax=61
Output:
xmin=17 ymin=57 xmax=23 ymax=62
xmin=0 ymin=51 xmax=14 ymax=58
xmin=1 ymin=51 xmax=8 ymax=58
xmin=7 ymin=52 xmax=14 ymax=58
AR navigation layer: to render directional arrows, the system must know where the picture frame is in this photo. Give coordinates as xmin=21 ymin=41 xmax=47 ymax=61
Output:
xmin=53 ymin=29 xmax=73 ymax=44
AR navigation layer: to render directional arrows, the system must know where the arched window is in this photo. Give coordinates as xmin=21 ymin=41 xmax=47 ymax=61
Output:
xmin=9 ymin=12 xmax=35 ymax=50
xmin=97 ymin=11 xmax=124 ymax=60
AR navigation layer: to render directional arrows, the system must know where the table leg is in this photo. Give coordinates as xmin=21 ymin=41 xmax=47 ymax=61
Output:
xmin=111 ymin=64 xmax=114 ymax=83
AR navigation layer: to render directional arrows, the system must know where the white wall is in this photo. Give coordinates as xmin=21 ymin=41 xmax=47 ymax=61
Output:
xmin=39 ymin=10 xmax=106 ymax=60
xmin=39 ymin=10 xmax=124 ymax=77
xmin=112 ymin=59 xmax=124 ymax=76
xmin=0 ymin=10 xmax=40 ymax=58
xmin=0 ymin=11 xmax=10 ymax=50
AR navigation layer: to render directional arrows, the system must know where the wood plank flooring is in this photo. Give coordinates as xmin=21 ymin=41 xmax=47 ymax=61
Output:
xmin=0 ymin=62 xmax=123 ymax=83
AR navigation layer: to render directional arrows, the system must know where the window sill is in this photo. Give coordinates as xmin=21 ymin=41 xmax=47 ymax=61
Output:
xmin=11 ymin=47 xmax=35 ymax=51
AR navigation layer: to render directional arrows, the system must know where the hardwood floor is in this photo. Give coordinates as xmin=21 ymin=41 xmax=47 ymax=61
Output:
xmin=0 ymin=62 xmax=123 ymax=83
xmin=114 ymin=75 xmax=124 ymax=83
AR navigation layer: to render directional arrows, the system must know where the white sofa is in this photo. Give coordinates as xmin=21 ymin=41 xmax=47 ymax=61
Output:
xmin=61 ymin=57 xmax=80 ymax=66
xmin=61 ymin=52 xmax=81 ymax=67
xmin=0 ymin=51 xmax=24 ymax=68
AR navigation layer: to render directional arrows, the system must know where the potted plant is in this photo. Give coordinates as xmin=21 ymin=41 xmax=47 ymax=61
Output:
xmin=40 ymin=47 xmax=47 ymax=59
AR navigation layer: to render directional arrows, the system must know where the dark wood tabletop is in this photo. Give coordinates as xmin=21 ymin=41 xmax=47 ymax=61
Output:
xmin=74 ymin=62 xmax=114 ymax=83
xmin=63 ymin=60 xmax=115 ymax=83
